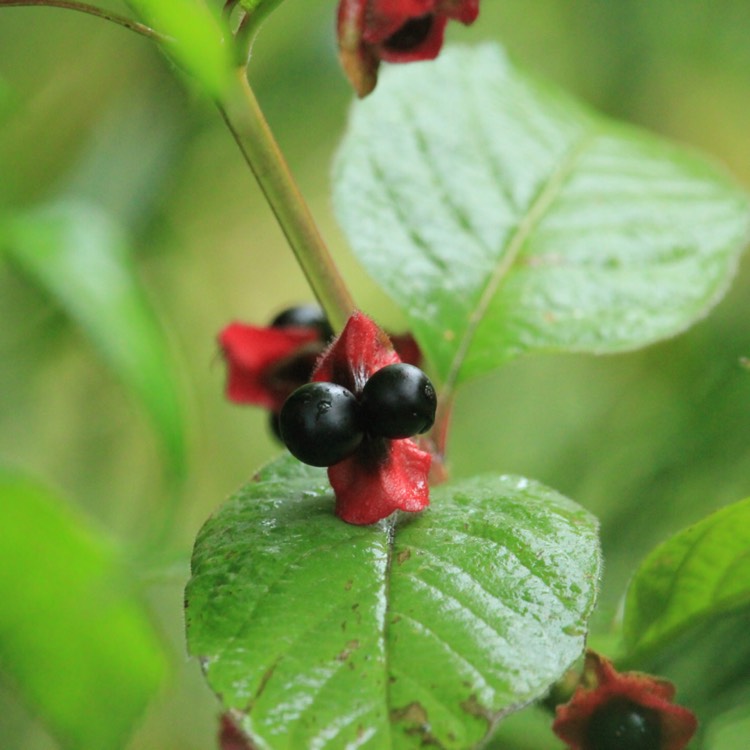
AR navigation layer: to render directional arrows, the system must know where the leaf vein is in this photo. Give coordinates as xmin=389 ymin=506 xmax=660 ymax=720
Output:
xmin=443 ymin=130 xmax=599 ymax=393
xmin=411 ymin=527 xmax=571 ymax=609
xmin=391 ymin=611 xmax=494 ymax=694
xmin=368 ymin=154 xmax=451 ymax=274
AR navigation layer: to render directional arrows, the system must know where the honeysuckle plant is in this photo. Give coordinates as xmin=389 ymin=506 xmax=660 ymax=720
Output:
xmin=1 ymin=1 xmax=750 ymax=750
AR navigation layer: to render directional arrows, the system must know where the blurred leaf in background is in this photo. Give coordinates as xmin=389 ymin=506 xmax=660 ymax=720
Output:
xmin=0 ymin=200 xmax=188 ymax=482
xmin=0 ymin=472 xmax=169 ymax=750
xmin=618 ymin=497 xmax=750 ymax=743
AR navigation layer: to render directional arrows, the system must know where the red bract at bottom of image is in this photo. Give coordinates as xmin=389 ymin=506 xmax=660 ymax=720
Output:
xmin=553 ymin=651 xmax=698 ymax=750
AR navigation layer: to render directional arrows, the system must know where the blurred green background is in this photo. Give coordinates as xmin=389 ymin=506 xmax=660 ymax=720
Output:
xmin=0 ymin=0 xmax=748 ymax=748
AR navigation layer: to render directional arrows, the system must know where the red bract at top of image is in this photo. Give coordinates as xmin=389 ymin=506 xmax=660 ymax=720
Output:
xmin=337 ymin=0 xmax=480 ymax=96
xmin=553 ymin=651 xmax=698 ymax=750
xmin=312 ymin=312 xmax=432 ymax=525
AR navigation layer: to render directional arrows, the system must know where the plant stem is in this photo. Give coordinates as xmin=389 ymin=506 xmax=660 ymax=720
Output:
xmin=432 ymin=394 xmax=454 ymax=466
xmin=234 ymin=0 xmax=285 ymax=64
xmin=216 ymin=67 xmax=356 ymax=332
xmin=0 ymin=0 xmax=169 ymax=42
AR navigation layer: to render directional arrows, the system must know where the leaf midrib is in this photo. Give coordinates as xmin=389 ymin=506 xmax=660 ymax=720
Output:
xmin=382 ymin=516 xmax=397 ymax=748
xmin=442 ymin=131 xmax=599 ymax=396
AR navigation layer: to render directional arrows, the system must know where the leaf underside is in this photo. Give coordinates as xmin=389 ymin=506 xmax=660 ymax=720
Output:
xmin=333 ymin=44 xmax=750 ymax=388
xmin=186 ymin=455 xmax=601 ymax=749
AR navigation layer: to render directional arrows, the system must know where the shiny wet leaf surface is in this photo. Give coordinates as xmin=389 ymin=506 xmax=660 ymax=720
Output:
xmin=186 ymin=455 xmax=601 ymax=749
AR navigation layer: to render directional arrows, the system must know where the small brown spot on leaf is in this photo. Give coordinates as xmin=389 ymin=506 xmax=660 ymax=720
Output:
xmin=344 ymin=579 xmax=353 ymax=590
xmin=336 ymin=639 xmax=361 ymax=662
xmin=460 ymin=694 xmax=492 ymax=726
xmin=390 ymin=701 xmax=429 ymax=725
xmin=391 ymin=703 xmax=445 ymax=747
xmin=397 ymin=548 xmax=411 ymax=565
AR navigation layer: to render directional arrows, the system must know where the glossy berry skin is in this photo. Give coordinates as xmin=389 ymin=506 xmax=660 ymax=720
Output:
xmin=270 ymin=305 xmax=334 ymax=341
xmin=360 ymin=363 xmax=437 ymax=439
xmin=585 ymin=699 xmax=661 ymax=750
xmin=280 ymin=382 xmax=363 ymax=467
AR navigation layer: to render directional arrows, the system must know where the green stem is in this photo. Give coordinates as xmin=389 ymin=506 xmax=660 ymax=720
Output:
xmin=431 ymin=394 xmax=454 ymax=471
xmin=216 ymin=67 xmax=356 ymax=331
xmin=0 ymin=0 xmax=169 ymax=41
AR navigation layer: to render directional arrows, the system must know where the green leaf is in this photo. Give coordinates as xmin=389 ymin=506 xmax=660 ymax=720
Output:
xmin=127 ymin=0 xmax=231 ymax=97
xmin=618 ymin=498 xmax=750 ymax=735
xmin=186 ymin=455 xmax=601 ymax=749
xmin=0 ymin=200 xmax=187 ymax=478
xmin=0 ymin=78 xmax=15 ymax=125
xmin=0 ymin=472 xmax=168 ymax=750
xmin=333 ymin=44 xmax=750 ymax=388
xmin=623 ymin=496 xmax=750 ymax=658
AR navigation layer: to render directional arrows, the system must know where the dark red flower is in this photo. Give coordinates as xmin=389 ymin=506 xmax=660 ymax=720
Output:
xmin=553 ymin=651 xmax=698 ymax=750
xmin=312 ymin=311 xmax=431 ymax=525
xmin=337 ymin=0 xmax=480 ymax=96
xmin=219 ymin=311 xmax=421 ymax=418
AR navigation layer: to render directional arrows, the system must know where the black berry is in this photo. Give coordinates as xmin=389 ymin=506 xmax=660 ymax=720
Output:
xmin=585 ymin=699 xmax=661 ymax=750
xmin=279 ymin=382 xmax=363 ymax=467
xmin=383 ymin=14 xmax=434 ymax=53
xmin=360 ymin=363 xmax=437 ymax=439
xmin=270 ymin=305 xmax=334 ymax=341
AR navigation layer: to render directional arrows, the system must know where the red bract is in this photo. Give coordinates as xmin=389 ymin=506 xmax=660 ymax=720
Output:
xmin=219 ymin=317 xmax=421 ymax=414
xmin=218 ymin=712 xmax=254 ymax=750
xmin=313 ymin=312 xmax=431 ymax=525
xmin=553 ymin=651 xmax=698 ymax=750
xmin=219 ymin=322 xmax=321 ymax=412
xmin=337 ymin=0 xmax=480 ymax=96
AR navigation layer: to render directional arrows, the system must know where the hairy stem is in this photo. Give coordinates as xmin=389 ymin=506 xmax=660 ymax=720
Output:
xmin=0 ymin=0 xmax=169 ymax=41
xmin=216 ymin=67 xmax=356 ymax=331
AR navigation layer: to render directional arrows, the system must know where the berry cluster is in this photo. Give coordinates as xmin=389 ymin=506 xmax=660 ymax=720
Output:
xmin=279 ymin=363 xmax=437 ymax=467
